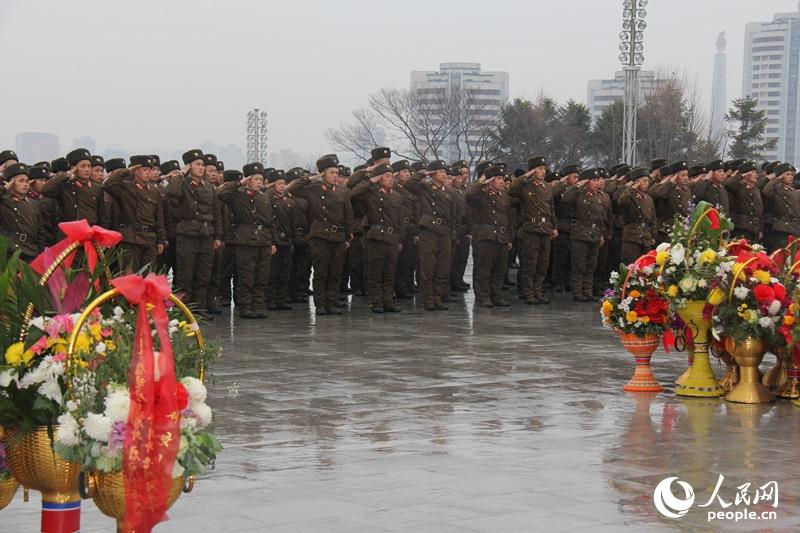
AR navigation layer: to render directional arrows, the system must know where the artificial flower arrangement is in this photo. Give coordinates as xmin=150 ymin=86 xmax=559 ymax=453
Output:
xmin=601 ymin=258 xmax=669 ymax=336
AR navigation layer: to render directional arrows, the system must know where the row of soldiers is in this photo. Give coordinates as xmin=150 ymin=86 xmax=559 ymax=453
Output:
xmin=0 ymin=146 xmax=797 ymax=316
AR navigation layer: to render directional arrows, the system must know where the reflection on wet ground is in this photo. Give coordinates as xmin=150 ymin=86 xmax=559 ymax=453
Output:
xmin=5 ymin=288 xmax=800 ymax=531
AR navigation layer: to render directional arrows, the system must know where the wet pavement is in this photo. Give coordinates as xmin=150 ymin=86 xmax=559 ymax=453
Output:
xmin=5 ymin=274 xmax=800 ymax=532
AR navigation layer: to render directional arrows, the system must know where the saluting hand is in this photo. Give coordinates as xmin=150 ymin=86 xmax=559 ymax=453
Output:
xmin=157 ymin=243 xmax=164 ymax=255
xmin=551 ymin=229 xmax=558 ymax=240
xmin=213 ymin=239 xmax=223 ymax=250
xmin=271 ymin=245 xmax=277 ymax=255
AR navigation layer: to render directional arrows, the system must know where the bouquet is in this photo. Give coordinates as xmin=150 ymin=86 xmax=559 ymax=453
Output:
xmin=601 ymin=259 xmax=669 ymax=336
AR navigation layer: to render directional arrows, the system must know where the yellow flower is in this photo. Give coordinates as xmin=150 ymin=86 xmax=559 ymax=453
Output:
xmin=734 ymin=264 xmax=747 ymax=281
xmin=626 ymin=310 xmax=638 ymax=323
xmin=656 ymin=251 xmax=669 ymax=266
xmin=784 ymin=315 xmax=795 ymax=326
xmin=74 ymin=333 xmax=91 ymax=355
xmin=628 ymin=290 xmax=641 ymax=299
xmin=791 ymin=303 xmax=799 ymax=314
xmin=89 ymin=323 xmax=103 ymax=341
xmin=667 ymin=285 xmax=679 ymax=298
xmin=708 ymin=288 xmax=725 ymax=306
xmin=5 ymin=342 xmax=24 ymax=366
xmin=105 ymin=340 xmax=116 ymax=352
xmin=747 ymin=310 xmax=758 ymax=323
xmin=639 ymin=316 xmax=651 ymax=324
xmin=699 ymin=249 xmax=717 ymax=264
xmin=753 ymin=270 xmax=771 ymax=284
xmin=601 ymin=300 xmax=613 ymax=317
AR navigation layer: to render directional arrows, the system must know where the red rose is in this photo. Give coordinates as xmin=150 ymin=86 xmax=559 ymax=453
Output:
xmin=773 ymin=283 xmax=787 ymax=302
xmin=753 ymin=284 xmax=775 ymax=304
xmin=176 ymin=382 xmax=189 ymax=410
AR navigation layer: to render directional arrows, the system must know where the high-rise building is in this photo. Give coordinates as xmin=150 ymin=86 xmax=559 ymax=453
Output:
xmin=269 ymin=149 xmax=302 ymax=169
xmin=410 ymin=63 xmax=509 ymax=162
xmin=711 ymin=32 xmax=728 ymax=145
xmin=742 ymin=4 xmax=800 ymax=162
xmin=72 ymin=136 xmax=97 ymax=154
xmin=15 ymin=132 xmax=60 ymax=163
xmin=586 ymin=70 xmax=668 ymax=123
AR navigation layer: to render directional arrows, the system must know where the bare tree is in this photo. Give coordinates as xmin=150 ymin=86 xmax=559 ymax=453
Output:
xmin=325 ymin=108 xmax=384 ymax=162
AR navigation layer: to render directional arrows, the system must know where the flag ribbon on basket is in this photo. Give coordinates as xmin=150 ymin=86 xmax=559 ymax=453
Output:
xmin=30 ymin=219 xmax=121 ymax=274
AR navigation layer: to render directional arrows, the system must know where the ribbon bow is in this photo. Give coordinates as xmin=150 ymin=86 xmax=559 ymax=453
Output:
xmin=112 ymin=274 xmax=180 ymax=533
xmin=30 ymin=219 xmax=121 ymax=275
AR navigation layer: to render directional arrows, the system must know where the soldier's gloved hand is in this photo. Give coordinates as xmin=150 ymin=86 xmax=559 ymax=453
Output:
xmin=213 ymin=239 xmax=223 ymax=250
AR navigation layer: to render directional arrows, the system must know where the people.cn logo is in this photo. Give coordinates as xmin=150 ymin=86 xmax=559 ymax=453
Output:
xmin=653 ymin=477 xmax=696 ymax=518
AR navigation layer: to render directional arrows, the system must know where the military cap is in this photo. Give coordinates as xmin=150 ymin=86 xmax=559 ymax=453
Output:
xmin=527 ymin=156 xmax=547 ymax=170
xmin=149 ymin=155 xmax=161 ymax=168
xmin=159 ymin=160 xmax=179 ymax=174
xmin=129 ymin=155 xmax=153 ymax=168
xmin=316 ymin=155 xmax=339 ymax=172
xmin=52 ymin=157 xmax=69 ymax=173
xmin=706 ymin=159 xmax=723 ymax=171
xmin=366 ymin=158 xmax=374 ymax=165
xmin=484 ymin=165 xmax=506 ymax=179
xmin=688 ymin=165 xmax=707 ymax=178
xmin=353 ymin=164 xmax=368 ymax=173
xmin=203 ymin=154 xmax=218 ymax=167
xmin=105 ymin=158 xmax=127 ymax=172
xmin=475 ymin=161 xmax=490 ymax=177
xmin=763 ymin=161 xmax=780 ymax=174
xmin=338 ymin=165 xmax=351 ymax=177
xmin=28 ymin=165 xmax=49 ymax=180
xmin=597 ymin=167 xmax=610 ymax=179
xmin=285 ymin=168 xmax=303 ymax=182
xmin=410 ymin=161 xmax=428 ymax=172
xmin=266 ymin=169 xmax=286 ymax=183
xmin=544 ymin=170 xmax=561 ymax=183
xmin=90 ymin=155 xmax=105 ymax=168
xmin=34 ymin=161 xmax=52 ymax=172
xmin=738 ymin=161 xmax=757 ymax=174
xmin=614 ymin=164 xmax=631 ymax=177
xmin=659 ymin=164 xmax=673 ymax=176
xmin=263 ymin=167 xmax=276 ymax=177
xmin=223 ymin=169 xmax=243 ymax=182
xmin=449 ymin=164 xmax=462 ymax=175
xmin=66 ymin=148 xmax=92 ymax=167
xmin=670 ymin=161 xmax=689 ymax=174
xmin=579 ymin=168 xmax=600 ymax=181
xmin=626 ymin=167 xmax=650 ymax=183
xmin=513 ymin=168 xmax=526 ymax=178
xmin=560 ymin=164 xmax=580 ymax=176
xmin=216 ymin=161 xmax=224 ymax=172
xmin=730 ymin=159 xmax=745 ymax=170
xmin=0 ymin=150 xmax=18 ymax=165
xmin=453 ymin=160 xmax=468 ymax=170
xmin=392 ymin=160 xmax=411 ymax=172
xmin=427 ymin=160 xmax=448 ymax=172
xmin=3 ymin=163 xmax=29 ymax=181
xmin=650 ymin=158 xmax=668 ymax=171
xmin=182 ymin=149 xmax=204 ymax=165
xmin=243 ymin=162 xmax=265 ymax=177
xmin=371 ymin=163 xmax=392 ymax=176
xmin=774 ymin=163 xmax=796 ymax=176
xmin=370 ymin=147 xmax=391 ymax=161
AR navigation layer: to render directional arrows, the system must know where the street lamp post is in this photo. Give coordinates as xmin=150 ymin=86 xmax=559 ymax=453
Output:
xmin=619 ymin=0 xmax=647 ymax=165
xmin=246 ymin=108 xmax=268 ymax=165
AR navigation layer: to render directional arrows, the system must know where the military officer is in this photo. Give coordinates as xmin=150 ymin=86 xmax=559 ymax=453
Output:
xmin=218 ymin=169 xmax=241 ymax=307
xmin=265 ymin=169 xmax=294 ymax=310
xmin=26 ymin=164 xmax=59 ymax=246
xmin=561 ymin=169 xmax=612 ymax=302
xmin=617 ymin=167 xmax=658 ymax=265
xmin=450 ymin=160 xmax=472 ymax=293
xmin=508 ymin=156 xmax=557 ymax=305
xmin=286 ymin=168 xmax=312 ymax=303
xmin=0 ymin=151 xmax=19 ymax=175
xmin=762 ymin=163 xmax=800 ymax=251
xmin=648 ymin=161 xmax=692 ymax=239
xmin=392 ymin=160 xmax=419 ymax=299
xmin=42 ymin=148 xmax=106 ymax=228
xmin=693 ymin=160 xmax=730 ymax=215
xmin=551 ymin=164 xmax=579 ymax=291
xmin=1 ymin=163 xmax=42 ymax=261
xmin=725 ymin=161 xmax=763 ymax=242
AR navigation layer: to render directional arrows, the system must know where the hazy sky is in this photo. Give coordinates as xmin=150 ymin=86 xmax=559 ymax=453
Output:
xmin=1 ymin=0 xmax=798 ymax=160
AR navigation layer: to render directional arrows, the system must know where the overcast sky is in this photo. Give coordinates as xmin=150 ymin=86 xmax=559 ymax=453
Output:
xmin=1 ymin=0 xmax=798 ymax=160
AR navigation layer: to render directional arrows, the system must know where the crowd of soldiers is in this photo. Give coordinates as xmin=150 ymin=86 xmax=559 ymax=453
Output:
xmin=0 ymin=145 xmax=796 ymax=318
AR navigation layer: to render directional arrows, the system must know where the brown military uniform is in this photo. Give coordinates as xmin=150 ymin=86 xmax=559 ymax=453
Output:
xmin=551 ymin=181 xmax=575 ymax=289
xmin=725 ymin=176 xmax=763 ymax=242
xmin=693 ymin=180 xmax=730 ymax=216
xmin=155 ymin=183 xmax=175 ymax=273
xmin=648 ymin=181 xmax=693 ymax=240
xmin=288 ymin=192 xmax=311 ymax=302
xmin=562 ymin=185 xmax=612 ymax=300
xmin=450 ymin=184 xmax=471 ymax=291
xmin=394 ymin=182 xmax=419 ymax=298
xmin=217 ymin=198 xmax=236 ymax=306
xmin=466 ymin=182 xmax=512 ymax=306
xmin=102 ymin=169 xmax=166 ymax=272
xmin=217 ymin=182 xmax=274 ymax=317
xmin=266 ymin=191 xmax=295 ymax=309
xmin=617 ymin=187 xmax=658 ymax=265
xmin=166 ymin=174 xmax=222 ymax=312
xmin=0 ymin=192 xmax=42 ymax=260
xmin=508 ymin=176 xmax=556 ymax=303
xmin=288 ymin=177 xmax=354 ymax=312
xmin=405 ymin=173 xmax=457 ymax=308
xmin=42 ymin=172 xmax=106 ymax=228
xmin=26 ymin=190 xmax=59 ymax=247
xmin=762 ymin=179 xmax=800 ymax=251
xmin=350 ymin=176 xmax=404 ymax=311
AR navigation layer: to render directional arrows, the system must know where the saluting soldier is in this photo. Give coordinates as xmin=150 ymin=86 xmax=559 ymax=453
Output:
xmin=343 ymin=161 xmax=365 ymax=296
xmin=102 ymin=155 xmax=166 ymax=272
xmin=508 ymin=156 xmax=557 ymax=305
xmin=349 ymin=163 xmax=404 ymax=313
xmin=725 ymin=161 xmax=763 ymax=242
xmin=561 ymin=169 xmax=612 ymax=302
xmin=648 ymin=161 xmax=692 ymax=240
xmin=217 ymin=163 xmax=276 ymax=319
xmin=26 ymin=164 xmax=59 ymax=247
xmin=617 ymin=167 xmax=658 ymax=265
xmin=166 ymin=149 xmax=223 ymax=317
xmin=155 ymin=159 xmax=180 ymax=274
xmin=42 ymin=148 xmax=106 ymax=229
xmin=693 ymin=160 xmax=730 ymax=215
xmin=405 ymin=160 xmax=457 ymax=311
xmin=287 ymin=155 xmax=354 ymax=316
xmin=466 ymin=164 xmax=513 ymax=308
xmin=450 ymin=160 xmax=472 ymax=293
xmin=0 ymin=164 xmax=42 ymax=261
xmin=218 ymin=169 xmax=242 ymax=307
xmin=102 ymin=158 xmax=126 ymax=233
xmin=0 ymin=151 xmax=19 ymax=175
xmin=551 ymin=164 xmax=579 ymax=291
xmin=762 ymin=163 xmax=800 ymax=251
xmin=286 ymin=168 xmax=312 ymax=303
xmin=265 ymin=169 xmax=294 ymax=310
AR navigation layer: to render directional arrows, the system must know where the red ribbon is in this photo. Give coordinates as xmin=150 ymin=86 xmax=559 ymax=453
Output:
xmin=112 ymin=274 xmax=180 ymax=533
xmin=30 ymin=219 xmax=121 ymax=275
xmin=705 ymin=208 xmax=721 ymax=230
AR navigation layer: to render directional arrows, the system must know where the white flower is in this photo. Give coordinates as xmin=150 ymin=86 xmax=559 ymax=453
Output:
xmin=697 ymin=279 xmax=708 ymax=289
xmin=104 ymin=389 xmax=130 ymax=423
xmin=85 ymin=413 xmax=112 ymax=442
xmin=113 ymin=306 xmax=124 ymax=318
xmin=182 ymin=377 xmax=207 ymax=404
xmin=0 ymin=369 xmax=17 ymax=388
xmin=642 ymin=266 xmax=653 ymax=275
xmin=768 ymin=300 xmax=782 ymax=316
xmin=657 ymin=242 xmax=671 ymax=252
xmin=29 ymin=316 xmax=46 ymax=332
xmin=95 ymin=342 xmax=107 ymax=354
xmin=678 ymin=277 xmax=698 ymax=293
xmin=39 ymin=380 xmax=63 ymax=404
xmin=56 ymin=413 xmax=81 ymax=447
xmin=191 ymin=401 xmax=212 ymax=429
xmin=669 ymin=243 xmax=686 ymax=265
xmin=759 ymin=317 xmax=774 ymax=329
xmin=734 ymin=286 xmax=750 ymax=300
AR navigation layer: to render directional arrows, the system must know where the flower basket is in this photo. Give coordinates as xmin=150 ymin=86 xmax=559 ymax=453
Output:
xmin=0 ymin=475 xmax=19 ymax=510
xmin=618 ymin=332 xmax=663 ymax=392
xmin=674 ymin=300 xmax=725 ymax=397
